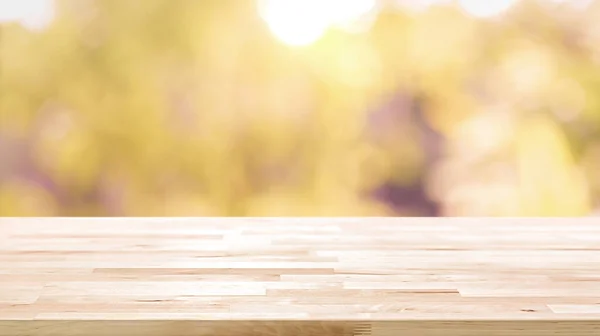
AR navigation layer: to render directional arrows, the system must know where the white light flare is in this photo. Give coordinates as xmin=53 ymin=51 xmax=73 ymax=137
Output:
xmin=0 ymin=0 xmax=55 ymax=31
xmin=458 ymin=0 xmax=518 ymax=18
xmin=259 ymin=0 xmax=329 ymax=46
xmin=259 ymin=0 xmax=377 ymax=47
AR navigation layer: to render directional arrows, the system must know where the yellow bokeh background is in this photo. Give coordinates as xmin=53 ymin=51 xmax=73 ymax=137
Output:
xmin=1 ymin=0 xmax=599 ymax=216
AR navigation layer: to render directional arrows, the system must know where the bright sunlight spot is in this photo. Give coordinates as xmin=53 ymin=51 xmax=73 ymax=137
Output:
xmin=458 ymin=0 xmax=518 ymax=18
xmin=0 ymin=0 xmax=55 ymax=31
xmin=259 ymin=0 xmax=329 ymax=46
xmin=259 ymin=0 xmax=377 ymax=47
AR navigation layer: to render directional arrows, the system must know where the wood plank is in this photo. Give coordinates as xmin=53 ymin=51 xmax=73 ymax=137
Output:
xmin=0 ymin=218 xmax=599 ymax=335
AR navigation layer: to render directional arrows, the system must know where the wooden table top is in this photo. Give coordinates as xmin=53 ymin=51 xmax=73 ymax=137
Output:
xmin=1 ymin=217 xmax=600 ymax=336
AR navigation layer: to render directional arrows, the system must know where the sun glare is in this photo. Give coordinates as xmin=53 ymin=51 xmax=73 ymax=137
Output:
xmin=259 ymin=0 xmax=377 ymax=47
xmin=458 ymin=0 xmax=518 ymax=18
xmin=0 ymin=0 xmax=55 ymax=31
xmin=259 ymin=0 xmax=328 ymax=46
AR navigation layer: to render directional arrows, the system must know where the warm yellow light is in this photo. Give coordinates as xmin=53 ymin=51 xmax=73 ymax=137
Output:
xmin=259 ymin=0 xmax=377 ymax=47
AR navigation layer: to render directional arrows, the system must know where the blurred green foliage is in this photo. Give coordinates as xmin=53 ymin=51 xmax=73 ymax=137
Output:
xmin=1 ymin=0 xmax=599 ymax=216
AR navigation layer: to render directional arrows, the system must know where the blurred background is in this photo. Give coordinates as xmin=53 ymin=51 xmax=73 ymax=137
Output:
xmin=1 ymin=0 xmax=599 ymax=217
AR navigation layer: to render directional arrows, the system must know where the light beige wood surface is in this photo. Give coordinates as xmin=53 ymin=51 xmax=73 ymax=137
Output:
xmin=1 ymin=217 xmax=599 ymax=335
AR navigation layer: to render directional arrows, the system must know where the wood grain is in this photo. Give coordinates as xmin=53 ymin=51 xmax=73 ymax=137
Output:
xmin=0 ymin=217 xmax=599 ymax=335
